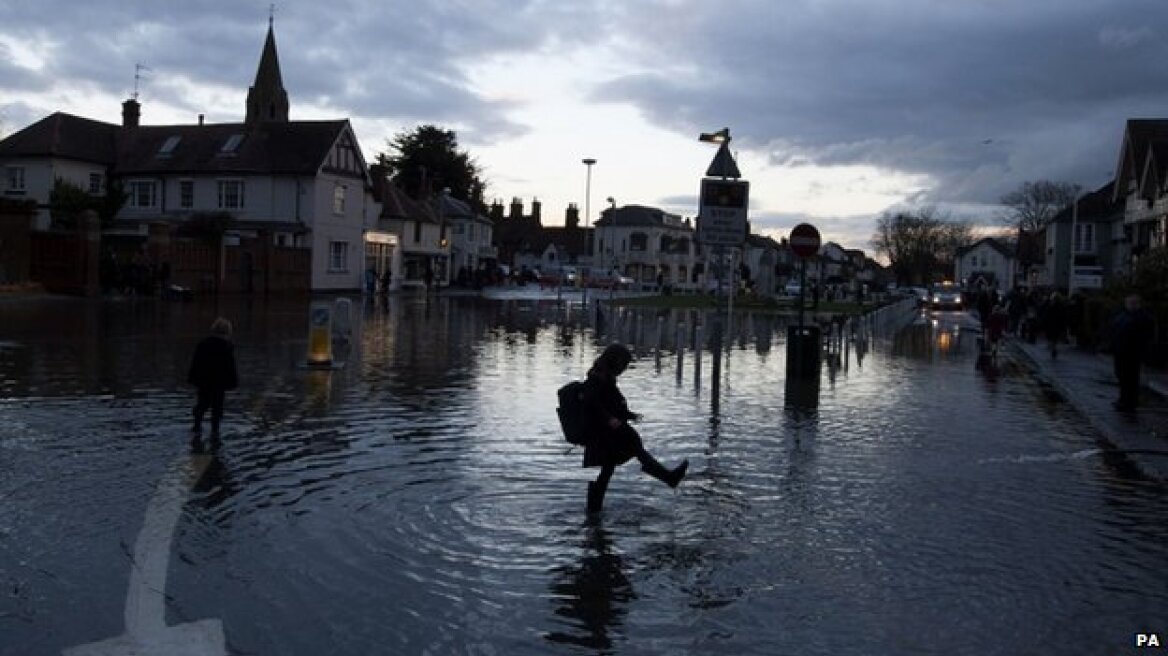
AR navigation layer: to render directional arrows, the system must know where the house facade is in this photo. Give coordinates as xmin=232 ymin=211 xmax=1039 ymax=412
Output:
xmin=1113 ymin=120 xmax=1168 ymax=271
xmin=0 ymin=22 xmax=380 ymax=292
xmin=443 ymin=194 xmax=497 ymax=283
xmin=955 ymin=237 xmax=1016 ymax=292
xmin=1039 ymin=182 xmax=1123 ymax=292
xmin=594 ymin=204 xmax=697 ymax=290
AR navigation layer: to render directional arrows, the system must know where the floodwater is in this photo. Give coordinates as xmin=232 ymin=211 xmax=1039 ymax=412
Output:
xmin=1 ymin=293 xmax=1166 ymax=655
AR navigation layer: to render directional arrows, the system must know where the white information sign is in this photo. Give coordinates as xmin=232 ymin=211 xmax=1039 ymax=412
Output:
xmin=698 ymin=178 xmax=749 ymax=246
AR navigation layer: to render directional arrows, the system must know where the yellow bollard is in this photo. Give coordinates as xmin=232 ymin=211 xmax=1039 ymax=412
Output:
xmin=306 ymin=302 xmax=333 ymax=366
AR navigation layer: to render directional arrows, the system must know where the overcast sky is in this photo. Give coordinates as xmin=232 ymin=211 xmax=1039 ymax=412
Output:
xmin=3 ymin=0 xmax=1166 ymax=252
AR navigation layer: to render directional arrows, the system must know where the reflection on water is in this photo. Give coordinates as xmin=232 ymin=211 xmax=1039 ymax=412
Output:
xmin=2 ymin=296 xmax=1167 ymax=655
xmin=546 ymin=524 xmax=633 ymax=652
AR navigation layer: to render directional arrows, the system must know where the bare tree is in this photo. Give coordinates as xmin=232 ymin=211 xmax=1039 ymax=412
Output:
xmin=1000 ymin=180 xmax=1080 ymax=281
xmin=999 ymin=180 xmax=1081 ymax=233
xmin=871 ymin=207 xmax=971 ymax=285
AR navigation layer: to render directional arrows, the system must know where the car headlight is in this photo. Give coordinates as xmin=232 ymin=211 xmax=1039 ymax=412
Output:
xmin=955 ymin=295 xmax=962 ymax=303
xmin=933 ymin=296 xmax=940 ymax=303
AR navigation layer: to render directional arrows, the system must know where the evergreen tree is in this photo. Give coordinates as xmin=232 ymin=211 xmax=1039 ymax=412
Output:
xmin=376 ymin=125 xmax=486 ymax=211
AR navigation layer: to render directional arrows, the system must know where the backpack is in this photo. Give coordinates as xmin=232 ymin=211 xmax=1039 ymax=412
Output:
xmin=556 ymin=380 xmax=591 ymax=445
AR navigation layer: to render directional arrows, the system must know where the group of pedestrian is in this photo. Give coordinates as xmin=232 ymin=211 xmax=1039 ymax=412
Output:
xmin=990 ymin=285 xmax=1156 ymax=413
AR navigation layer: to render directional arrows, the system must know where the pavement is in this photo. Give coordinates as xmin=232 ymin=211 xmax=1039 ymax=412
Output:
xmin=1005 ymin=335 xmax=1168 ymax=481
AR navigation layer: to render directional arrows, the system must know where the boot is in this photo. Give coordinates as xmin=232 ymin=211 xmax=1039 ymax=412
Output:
xmin=587 ymin=481 xmax=606 ymax=513
xmin=642 ymin=457 xmax=689 ymax=488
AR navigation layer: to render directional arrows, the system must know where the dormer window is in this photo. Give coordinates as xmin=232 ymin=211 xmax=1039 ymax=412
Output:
xmin=220 ymin=134 xmax=245 ymax=155
xmin=157 ymin=135 xmax=181 ymax=158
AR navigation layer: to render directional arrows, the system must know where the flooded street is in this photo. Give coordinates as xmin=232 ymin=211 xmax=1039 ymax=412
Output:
xmin=2 ymin=294 xmax=1166 ymax=655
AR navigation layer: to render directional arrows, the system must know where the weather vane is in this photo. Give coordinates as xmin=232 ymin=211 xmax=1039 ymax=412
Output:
xmin=269 ymin=4 xmax=276 ymax=27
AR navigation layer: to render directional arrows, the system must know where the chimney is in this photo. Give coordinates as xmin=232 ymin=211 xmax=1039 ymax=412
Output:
xmin=198 ymin=113 xmax=205 ymax=126
xmin=509 ymin=197 xmax=523 ymax=220
xmin=531 ymin=198 xmax=542 ymax=223
xmin=489 ymin=200 xmax=504 ymax=222
xmin=565 ymin=203 xmax=580 ymax=229
xmin=122 ymin=98 xmax=140 ymax=128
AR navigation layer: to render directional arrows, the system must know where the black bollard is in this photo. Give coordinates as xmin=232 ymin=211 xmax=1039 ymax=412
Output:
xmin=786 ymin=324 xmax=821 ymax=379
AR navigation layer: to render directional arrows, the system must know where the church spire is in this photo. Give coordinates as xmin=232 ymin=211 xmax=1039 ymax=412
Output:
xmin=245 ymin=18 xmax=289 ymax=127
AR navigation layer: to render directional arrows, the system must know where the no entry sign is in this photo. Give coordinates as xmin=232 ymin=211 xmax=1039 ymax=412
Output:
xmin=789 ymin=223 xmax=821 ymax=258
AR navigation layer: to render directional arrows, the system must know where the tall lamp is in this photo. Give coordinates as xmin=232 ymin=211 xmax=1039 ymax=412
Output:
xmin=582 ymin=158 xmax=596 ymax=302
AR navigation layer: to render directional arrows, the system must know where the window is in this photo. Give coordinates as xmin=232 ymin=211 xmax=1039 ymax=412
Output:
xmin=329 ymin=241 xmax=349 ymax=272
xmin=157 ymin=135 xmax=181 ymax=157
xmin=220 ymin=134 xmax=244 ymax=154
xmin=1073 ymin=224 xmax=1095 ymax=254
xmin=217 ymin=179 xmax=245 ymax=209
xmin=4 ymin=166 xmax=25 ymax=195
xmin=333 ymin=183 xmax=346 ymax=214
xmin=179 ymin=180 xmax=194 ymax=209
xmin=128 ymin=180 xmax=157 ymax=208
xmin=413 ymin=221 xmax=422 ymax=244
xmin=88 ymin=173 xmax=103 ymax=195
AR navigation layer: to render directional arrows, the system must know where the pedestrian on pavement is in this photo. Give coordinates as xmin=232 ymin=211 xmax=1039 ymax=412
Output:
xmin=188 ymin=317 xmax=239 ymax=445
xmin=579 ymin=343 xmax=689 ymax=514
xmin=987 ymin=304 xmax=1008 ymax=354
xmin=1040 ymin=291 xmax=1069 ymax=359
xmin=1109 ymin=294 xmax=1155 ymax=412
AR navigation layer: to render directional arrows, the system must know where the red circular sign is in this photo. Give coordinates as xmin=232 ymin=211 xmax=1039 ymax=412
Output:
xmin=789 ymin=223 xmax=821 ymax=258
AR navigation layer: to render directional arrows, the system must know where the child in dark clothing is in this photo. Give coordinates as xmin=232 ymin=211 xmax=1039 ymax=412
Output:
xmin=188 ymin=317 xmax=239 ymax=444
xmin=580 ymin=343 xmax=689 ymax=513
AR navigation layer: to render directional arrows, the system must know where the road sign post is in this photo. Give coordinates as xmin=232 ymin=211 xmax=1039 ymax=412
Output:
xmin=787 ymin=223 xmax=822 ymax=380
xmin=697 ymin=179 xmax=749 ymax=248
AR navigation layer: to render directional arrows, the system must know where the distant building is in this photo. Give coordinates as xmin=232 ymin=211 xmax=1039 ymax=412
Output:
xmin=1113 ymin=120 xmax=1168 ymax=267
xmin=593 ymin=204 xmax=696 ymax=289
xmin=955 ymin=237 xmax=1016 ymax=291
xmin=0 ymin=21 xmax=381 ymax=292
xmin=1041 ymin=181 xmax=1123 ymax=291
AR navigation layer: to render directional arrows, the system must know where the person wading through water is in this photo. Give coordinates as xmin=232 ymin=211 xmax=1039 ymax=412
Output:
xmin=580 ymin=343 xmax=689 ymax=513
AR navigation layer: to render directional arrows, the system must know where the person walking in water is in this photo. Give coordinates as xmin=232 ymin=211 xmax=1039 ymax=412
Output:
xmin=580 ymin=343 xmax=688 ymax=514
xmin=188 ymin=317 xmax=239 ymax=446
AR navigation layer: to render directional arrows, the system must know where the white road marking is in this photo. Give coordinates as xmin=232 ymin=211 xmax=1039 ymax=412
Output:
xmin=63 ymin=454 xmax=227 ymax=656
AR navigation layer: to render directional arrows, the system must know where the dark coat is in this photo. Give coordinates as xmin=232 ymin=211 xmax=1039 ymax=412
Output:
xmin=580 ymin=371 xmax=642 ymax=468
xmin=188 ymin=336 xmax=239 ymax=391
xmin=1110 ymin=307 xmax=1154 ymax=360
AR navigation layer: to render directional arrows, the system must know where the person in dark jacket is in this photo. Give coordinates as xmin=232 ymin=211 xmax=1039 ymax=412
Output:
xmin=188 ymin=317 xmax=239 ymax=441
xmin=1110 ymin=294 xmax=1155 ymax=412
xmin=580 ymin=343 xmax=689 ymax=514
xmin=1040 ymin=291 xmax=1069 ymax=359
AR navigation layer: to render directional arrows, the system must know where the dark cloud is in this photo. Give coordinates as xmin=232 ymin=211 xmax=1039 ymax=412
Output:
xmin=590 ymin=0 xmax=1168 ymax=205
xmin=5 ymin=0 xmax=1165 ymax=213
xmin=0 ymin=0 xmax=603 ymax=139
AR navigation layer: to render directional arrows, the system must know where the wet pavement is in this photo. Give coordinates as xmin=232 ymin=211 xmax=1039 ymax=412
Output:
xmin=1 ymin=295 xmax=1167 ymax=655
xmin=1007 ymin=334 xmax=1168 ymax=480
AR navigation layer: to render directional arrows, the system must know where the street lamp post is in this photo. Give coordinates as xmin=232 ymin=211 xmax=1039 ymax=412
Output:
xmin=582 ymin=158 xmax=596 ymax=305
xmin=606 ymin=196 xmax=616 ymax=298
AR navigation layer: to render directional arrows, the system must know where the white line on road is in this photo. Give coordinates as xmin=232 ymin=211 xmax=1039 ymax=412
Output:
xmin=63 ymin=453 xmax=227 ymax=656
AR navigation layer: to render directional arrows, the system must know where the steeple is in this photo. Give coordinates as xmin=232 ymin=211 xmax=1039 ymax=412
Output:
xmin=245 ymin=18 xmax=289 ymax=127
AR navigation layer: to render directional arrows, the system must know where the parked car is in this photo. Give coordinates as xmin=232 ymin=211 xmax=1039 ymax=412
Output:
xmin=929 ymin=283 xmax=964 ymax=311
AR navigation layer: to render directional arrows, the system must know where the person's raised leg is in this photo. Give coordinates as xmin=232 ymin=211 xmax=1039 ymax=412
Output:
xmin=636 ymin=447 xmax=688 ymax=488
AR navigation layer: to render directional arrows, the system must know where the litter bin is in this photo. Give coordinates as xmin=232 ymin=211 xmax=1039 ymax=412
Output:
xmin=786 ymin=324 xmax=821 ymax=378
